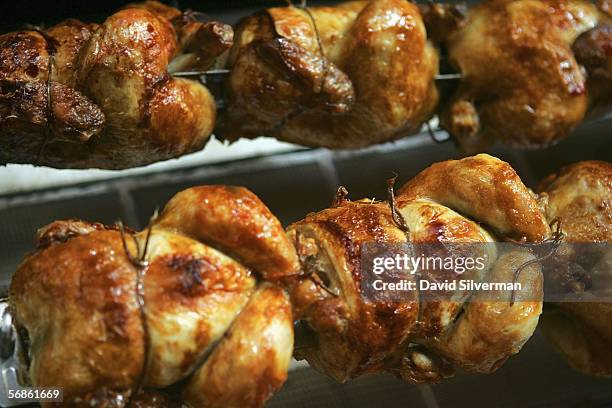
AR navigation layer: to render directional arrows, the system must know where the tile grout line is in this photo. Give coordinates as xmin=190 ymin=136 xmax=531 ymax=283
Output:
xmin=317 ymin=151 xmax=342 ymax=198
xmin=418 ymin=384 xmax=440 ymax=408
xmin=116 ymin=185 xmax=141 ymax=230
xmin=0 ymin=183 xmax=112 ymax=211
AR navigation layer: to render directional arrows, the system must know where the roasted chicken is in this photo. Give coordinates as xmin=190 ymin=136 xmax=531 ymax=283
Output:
xmin=2 ymin=0 xmax=611 ymax=168
xmin=218 ymin=0 xmax=439 ymax=148
xmin=0 ymin=1 xmax=231 ymax=169
xmin=8 ymin=155 xmax=611 ymax=408
xmin=434 ymin=0 xmax=612 ymax=151
xmin=538 ymin=160 xmax=612 ymax=377
xmin=288 ymin=154 xmax=549 ymax=382
xmin=9 ymin=185 xmax=298 ymax=407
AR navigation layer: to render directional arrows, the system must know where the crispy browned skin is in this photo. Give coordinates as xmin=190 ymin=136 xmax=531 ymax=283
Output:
xmin=289 ymin=200 xmax=419 ymax=382
xmin=183 ymin=284 xmax=293 ymax=408
xmin=398 ymin=154 xmax=551 ymax=242
xmin=439 ymin=0 xmax=609 ymax=151
xmin=540 ymin=161 xmax=612 ymax=242
xmin=288 ymin=154 xmax=546 ymax=383
xmin=0 ymin=1 xmax=231 ymax=169
xmin=539 ymin=161 xmax=612 ymax=378
xmin=156 ymin=185 xmax=300 ymax=280
xmin=10 ymin=229 xmax=145 ymax=405
xmin=9 ymin=186 xmax=295 ymax=407
xmin=218 ymin=0 xmax=438 ymax=148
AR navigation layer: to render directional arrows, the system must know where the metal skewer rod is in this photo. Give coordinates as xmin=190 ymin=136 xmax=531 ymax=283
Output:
xmin=435 ymin=73 xmax=462 ymax=80
xmin=172 ymin=69 xmax=231 ymax=77
xmin=173 ymin=69 xmax=462 ymax=81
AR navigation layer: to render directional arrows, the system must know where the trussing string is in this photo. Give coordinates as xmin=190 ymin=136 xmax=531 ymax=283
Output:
xmin=36 ymin=31 xmax=57 ymax=165
xmin=294 ymin=229 xmax=338 ymax=298
xmin=387 ymin=173 xmax=410 ymax=235
xmin=172 ymin=69 xmax=230 ymax=77
xmin=426 ymin=121 xmax=451 ymax=144
xmin=311 ymin=272 xmax=339 ymax=297
xmin=296 ymin=184 xmax=349 ymax=298
xmin=509 ymin=218 xmax=565 ymax=306
xmin=118 ymin=210 xmax=158 ymax=406
xmin=294 ymin=0 xmax=329 ymax=94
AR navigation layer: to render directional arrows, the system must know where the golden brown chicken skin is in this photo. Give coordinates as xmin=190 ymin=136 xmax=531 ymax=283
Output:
xmin=288 ymin=154 xmax=546 ymax=383
xmin=538 ymin=161 xmax=612 ymax=378
xmin=540 ymin=160 xmax=611 ymax=242
xmin=397 ymin=154 xmax=551 ymax=242
xmin=183 ymin=284 xmax=293 ymax=408
xmin=9 ymin=186 xmax=296 ymax=407
xmin=155 ymin=185 xmax=300 ymax=281
xmin=0 ymin=1 xmax=231 ymax=169
xmin=289 ymin=199 xmax=420 ymax=382
xmin=438 ymin=0 xmax=609 ymax=151
xmin=218 ymin=0 xmax=439 ymax=148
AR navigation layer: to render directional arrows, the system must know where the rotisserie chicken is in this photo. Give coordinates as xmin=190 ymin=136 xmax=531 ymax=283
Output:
xmin=288 ymin=154 xmax=549 ymax=382
xmin=0 ymin=1 xmax=231 ymax=169
xmin=1 ymin=0 xmax=611 ymax=170
xmin=435 ymin=0 xmax=612 ymax=151
xmin=9 ymin=185 xmax=298 ymax=407
xmin=218 ymin=0 xmax=439 ymax=148
xmin=538 ymin=160 xmax=612 ymax=378
xmin=11 ymin=154 xmax=612 ymax=408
